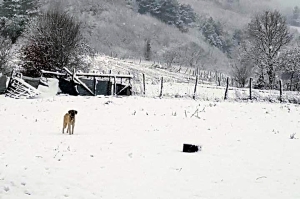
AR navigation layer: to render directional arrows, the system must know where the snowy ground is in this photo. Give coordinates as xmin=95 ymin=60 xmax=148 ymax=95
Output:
xmin=0 ymin=94 xmax=300 ymax=199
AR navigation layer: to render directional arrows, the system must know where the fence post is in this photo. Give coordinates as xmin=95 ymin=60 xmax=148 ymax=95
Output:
xmin=193 ymin=75 xmax=198 ymax=100
xmin=279 ymin=80 xmax=283 ymax=102
xmin=72 ymin=68 xmax=76 ymax=82
xmin=108 ymin=70 xmax=112 ymax=95
xmin=128 ymin=72 xmax=131 ymax=85
xmin=159 ymin=77 xmax=163 ymax=98
xmin=113 ymin=76 xmax=117 ymax=96
xmin=249 ymin=77 xmax=252 ymax=100
xmin=93 ymin=77 xmax=97 ymax=96
xmin=142 ymin=73 xmax=146 ymax=95
xmin=224 ymin=77 xmax=229 ymax=100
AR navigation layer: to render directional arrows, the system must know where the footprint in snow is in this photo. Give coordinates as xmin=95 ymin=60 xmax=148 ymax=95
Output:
xmin=3 ymin=186 xmax=9 ymax=192
xmin=24 ymin=190 xmax=31 ymax=195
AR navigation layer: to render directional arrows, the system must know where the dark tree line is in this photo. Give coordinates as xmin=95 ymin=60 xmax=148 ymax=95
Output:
xmin=135 ymin=0 xmax=197 ymax=32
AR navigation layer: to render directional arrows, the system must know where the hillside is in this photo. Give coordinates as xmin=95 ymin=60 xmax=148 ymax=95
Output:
xmin=178 ymin=0 xmax=277 ymax=31
xmin=37 ymin=0 xmax=279 ymax=74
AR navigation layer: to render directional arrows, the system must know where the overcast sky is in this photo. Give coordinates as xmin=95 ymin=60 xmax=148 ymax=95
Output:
xmin=277 ymin=0 xmax=300 ymax=7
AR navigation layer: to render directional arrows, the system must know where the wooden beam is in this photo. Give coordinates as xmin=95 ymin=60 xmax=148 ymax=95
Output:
xmin=77 ymin=73 xmax=133 ymax=79
xmin=41 ymin=70 xmax=133 ymax=79
xmin=63 ymin=67 xmax=95 ymax=96
xmin=41 ymin=70 xmax=66 ymax=76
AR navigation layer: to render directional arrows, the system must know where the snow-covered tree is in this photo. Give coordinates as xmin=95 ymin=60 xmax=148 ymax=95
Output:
xmin=21 ymin=8 xmax=89 ymax=77
xmin=0 ymin=0 xmax=39 ymax=43
xmin=201 ymin=17 xmax=233 ymax=55
xmin=231 ymin=42 xmax=254 ymax=87
xmin=135 ymin=0 xmax=196 ymax=31
xmin=278 ymin=47 xmax=300 ymax=88
xmin=247 ymin=10 xmax=292 ymax=88
xmin=178 ymin=4 xmax=196 ymax=25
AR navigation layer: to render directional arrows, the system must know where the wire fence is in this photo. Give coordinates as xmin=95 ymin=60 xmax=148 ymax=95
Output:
xmin=131 ymin=73 xmax=300 ymax=104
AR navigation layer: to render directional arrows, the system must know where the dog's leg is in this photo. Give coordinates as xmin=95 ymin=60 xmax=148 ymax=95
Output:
xmin=71 ymin=124 xmax=75 ymax=135
xmin=68 ymin=123 xmax=71 ymax=135
xmin=62 ymin=121 xmax=66 ymax=134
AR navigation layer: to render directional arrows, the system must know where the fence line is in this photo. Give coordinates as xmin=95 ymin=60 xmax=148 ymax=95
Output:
xmin=132 ymin=74 xmax=298 ymax=103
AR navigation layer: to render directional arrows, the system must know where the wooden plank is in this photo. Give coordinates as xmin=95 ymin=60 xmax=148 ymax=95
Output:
xmin=63 ymin=67 xmax=95 ymax=96
xmin=41 ymin=70 xmax=133 ymax=79
xmin=77 ymin=73 xmax=133 ymax=79
xmin=41 ymin=70 xmax=65 ymax=76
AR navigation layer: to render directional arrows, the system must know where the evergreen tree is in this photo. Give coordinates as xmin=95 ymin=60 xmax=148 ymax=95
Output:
xmin=291 ymin=6 xmax=300 ymax=27
xmin=135 ymin=0 xmax=196 ymax=31
xmin=153 ymin=0 xmax=180 ymax=25
xmin=136 ymin=0 xmax=156 ymax=14
xmin=0 ymin=0 xmax=39 ymax=43
xmin=179 ymin=4 xmax=196 ymax=25
xmin=202 ymin=18 xmax=224 ymax=51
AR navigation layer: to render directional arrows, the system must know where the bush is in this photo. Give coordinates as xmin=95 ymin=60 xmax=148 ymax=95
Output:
xmin=21 ymin=7 xmax=92 ymax=77
xmin=0 ymin=36 xmax=12 ymax=75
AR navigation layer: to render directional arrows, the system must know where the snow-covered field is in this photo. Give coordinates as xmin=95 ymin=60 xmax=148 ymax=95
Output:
xmin=1 ymin=94 xmax=300 ymax=199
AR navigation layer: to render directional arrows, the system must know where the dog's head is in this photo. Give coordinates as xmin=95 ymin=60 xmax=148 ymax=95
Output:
xmin=68 ymin=110 xmax=78 ymax=117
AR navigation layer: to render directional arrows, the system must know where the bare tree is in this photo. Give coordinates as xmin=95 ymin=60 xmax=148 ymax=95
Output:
xmin=21 ymin=7 xmax=91 ymax=77
xmin=231 ymin=43 xmax=254 ymax=87
xmin=144 ymin=38 xmax=152 ymax=61
xmin=163 ymin=49 xmax=179 ymax=67
xmin=248 ymin=10 xmax=292 ymax=87
xmin=278 ymin=47 xmax=300 ymax=90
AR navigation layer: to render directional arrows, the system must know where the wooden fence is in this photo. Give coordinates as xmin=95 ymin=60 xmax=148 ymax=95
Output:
xmin=137 ymin=73 xmax=292 ymax=103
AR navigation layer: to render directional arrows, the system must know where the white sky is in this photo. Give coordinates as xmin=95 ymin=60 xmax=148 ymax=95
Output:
xmin=277 ymin=0 xmax=300 ymax=7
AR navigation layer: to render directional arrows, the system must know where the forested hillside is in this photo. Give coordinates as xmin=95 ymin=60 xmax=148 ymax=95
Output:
xmin=35 ymin=0 xmax=278 ymax=73
xmin=70 ymin=1 xmax=277 ymax=70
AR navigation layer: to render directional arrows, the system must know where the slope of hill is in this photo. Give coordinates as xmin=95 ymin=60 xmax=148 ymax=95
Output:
xmin=37 ymin=0 xmax=276 ymax=74
xmin=35 ymin=0 xmax=284 ymax=76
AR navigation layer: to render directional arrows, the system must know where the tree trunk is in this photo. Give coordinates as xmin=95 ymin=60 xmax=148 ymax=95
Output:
xmin=267 ymin=65 xmax=275 ymax=88
xmin=290 ymin=72 xmax=294 ymax=91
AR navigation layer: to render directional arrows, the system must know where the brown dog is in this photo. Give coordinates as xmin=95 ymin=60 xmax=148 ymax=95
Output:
xmin=62 ymin=110 xmax=78 ymax=135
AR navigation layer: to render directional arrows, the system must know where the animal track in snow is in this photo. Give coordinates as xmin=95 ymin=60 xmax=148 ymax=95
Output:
xmin=3 ymin=186 xmax=9 ymax=192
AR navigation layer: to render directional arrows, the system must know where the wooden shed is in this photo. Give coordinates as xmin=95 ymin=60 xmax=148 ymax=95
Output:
xmin=41 ymin=68 xmax=133 ymax=96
